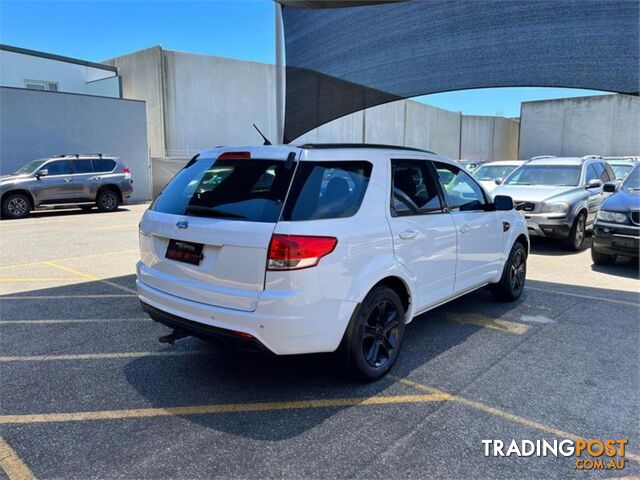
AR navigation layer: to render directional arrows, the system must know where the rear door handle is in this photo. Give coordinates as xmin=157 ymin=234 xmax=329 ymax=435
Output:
xmin=399 ymin=229 xmax=419 ymax=240
xmin=459 ymin=225 xmax=470 ymax=234
xmin=63 ymin=178 xmax=72 ymax=183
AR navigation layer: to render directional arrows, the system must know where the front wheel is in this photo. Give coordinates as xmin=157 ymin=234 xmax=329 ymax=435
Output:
xmin=1 ymin=193 xmax=31 ymax=219
xmin=96 ymin=189 xmax=120 ymax=212
xmin=565 ymin=212 xmax=586 ymax=251
xmin=591 ymin=246 xmax=616 ymax=265
xmin=341 ymin=286 xmax=405 ymax=381
xmin=491 ymin=241 xmax=527 ymax=302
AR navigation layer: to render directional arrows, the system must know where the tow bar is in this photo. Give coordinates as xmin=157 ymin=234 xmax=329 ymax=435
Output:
xmin=159 ymin=329 xmax=189 ymax=345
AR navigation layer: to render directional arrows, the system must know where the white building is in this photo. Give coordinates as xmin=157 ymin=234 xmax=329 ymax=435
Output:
xmin=0 ymin=44 xmax=121 ymax=97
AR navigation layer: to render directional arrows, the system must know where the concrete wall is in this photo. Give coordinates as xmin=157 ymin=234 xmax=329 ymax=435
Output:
xmin=519 ymin=94 xmax=640 ymax=159
xmin=0 ymin=87 xmax=150 ymax=201
xmin=108 ymin=47 xmax=519 ymax=162
xmin=105 ymin=47 xmax=165 ymax=157
xmin=1 ymin=49 xmax=118 ymax=95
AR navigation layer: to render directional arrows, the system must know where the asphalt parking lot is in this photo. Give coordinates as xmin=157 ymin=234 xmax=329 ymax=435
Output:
xmin=1 ymin=204 xmax=638 ymax=479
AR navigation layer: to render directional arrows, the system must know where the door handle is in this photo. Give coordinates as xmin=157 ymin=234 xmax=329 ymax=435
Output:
xmin=91 ymin=176 xmax=102 ymax=180
xmin=399 ymin=230 xmax=419 ymax=240
xmin=459 ymin=225 xmax=471 ymax=234
xmin=63 ymin=178 xmax=72 ymax=183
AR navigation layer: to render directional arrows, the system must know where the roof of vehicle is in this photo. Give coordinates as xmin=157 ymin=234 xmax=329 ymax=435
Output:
xmin=605 ymin=158 xmax=638 ymax=165
xmin=527 ymin=155 xmax=601 ymax=166
xmin=478 ymin=160 xmax=525 ymax=166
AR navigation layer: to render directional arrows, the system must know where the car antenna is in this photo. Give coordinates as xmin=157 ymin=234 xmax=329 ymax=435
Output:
xmin=252 ymin=124 xmax=272 ymax=145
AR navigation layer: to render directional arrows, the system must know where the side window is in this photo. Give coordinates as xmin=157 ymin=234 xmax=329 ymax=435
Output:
xmin=282 ymin=161 xmax=372 ymax=221
xmin=433 ymin=161 xmax=486 ymax=211
xmin=592 ymin=162 xmax=608 ymax=182
xmin=73 ymin=160 xmax=94 ymax=174
xmin=44 ymin=160 xmax=72 ymax=176
xmin=603 ymin=163 xmax=615 ymax=182
xmin=93 ymin=159 xmax=116 ymax=172
xmin=391 ymin=160 xmax=442 ymax=216
xmin=585 ymin=164 xmax=598 ymax=183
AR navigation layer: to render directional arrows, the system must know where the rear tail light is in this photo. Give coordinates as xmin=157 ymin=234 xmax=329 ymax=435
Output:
xmin=123 ymin=166 xmax=131 ymax=179
xmin=267 ymin=234 xmax=337 ymax=271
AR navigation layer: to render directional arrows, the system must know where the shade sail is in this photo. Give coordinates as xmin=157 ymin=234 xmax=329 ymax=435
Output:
xmin=282 ymin=0 xmax=639 ymax=142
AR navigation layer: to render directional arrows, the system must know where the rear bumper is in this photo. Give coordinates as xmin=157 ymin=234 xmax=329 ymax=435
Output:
xmin=136 ymin=278 xmax=358 ymax=355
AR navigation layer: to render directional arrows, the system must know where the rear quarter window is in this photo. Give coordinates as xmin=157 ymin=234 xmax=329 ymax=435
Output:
xmin=93 ymin=159 xmax=116 ymax=172
xmin=282 ymin=161 xmax=372 ymax=221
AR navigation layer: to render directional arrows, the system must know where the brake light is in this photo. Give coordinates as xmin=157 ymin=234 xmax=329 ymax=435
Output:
xmin=123 ymin=167 xmax=131 ymax=173
xmin=218 ymin=151 xmax=251 ymax=160
xmin=123 ymin=166 xmax=131 ymax=179
xmin=267 ymin=234 xmax=337 ymax=271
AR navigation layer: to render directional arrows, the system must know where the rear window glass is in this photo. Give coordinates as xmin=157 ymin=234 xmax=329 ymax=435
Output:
xmin=152 ymin=158 xmax=295 ymax=222
xmin=282 ymin=161 xmax=372 ymax=221
xmin=93 ymin=159 xmax=116 ymax=172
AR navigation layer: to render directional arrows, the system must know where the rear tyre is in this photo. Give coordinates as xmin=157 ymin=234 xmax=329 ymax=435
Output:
xmin=341 ymin=286 xmax=405 ymax=381
xmin=591 ymin=246 xmax=616 ymax=265
xmin=491 ymin=241 xmax=527 ymax=302
xmin=565 ymin=212 xmax=586 ymax=251
xmin=1 ymin=193 xmax=31 ymax=219
xmin=96 ymin=189 xmax=120 ymax=212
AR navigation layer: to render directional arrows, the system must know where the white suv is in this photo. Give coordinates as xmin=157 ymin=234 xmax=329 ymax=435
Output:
xmin=137 ymin=144 xmax=528 ymax=380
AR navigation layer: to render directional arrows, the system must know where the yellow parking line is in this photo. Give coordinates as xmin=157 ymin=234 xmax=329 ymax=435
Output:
xmin=448 ymin=313 xmax=530 ymax=335
xmin=0 ymin=318 xmax=150 ymax=325
xmin=0 ymin=394 xmax=450 ymax=425
xmin=94 ymin=224 xmax=139 ymax=231
xmin=390 ymin=375 xmax=640 ymax=462
xmin=0 ymin=351 xmax=204 ymax=363
xmin=44 ymin=261 xmax=137 ymax=295
xmin=0 ymin=294 xmax=136 ymax=300
xmin=527 ymin=286 xmax=639 ymax=307
xmin=0 ymin=278 xmax=80 ymax=282
xmin=0 ymin=250 xmax=138 ymax=271
xmin=0 ymin=435 xmax=36 ymax=480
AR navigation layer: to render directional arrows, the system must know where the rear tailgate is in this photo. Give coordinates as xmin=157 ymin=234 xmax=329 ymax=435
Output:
xmin=138 ymin=150 xmax=296 ymax=312
xmin=139 ymin=211 xmax=274 ymax=311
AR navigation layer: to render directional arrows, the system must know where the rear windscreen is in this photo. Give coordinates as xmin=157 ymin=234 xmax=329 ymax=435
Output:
xmin=282 ymin=161 xmax=372 ymax=221
xmin=152 ymin=159 xmax=295 ymax=222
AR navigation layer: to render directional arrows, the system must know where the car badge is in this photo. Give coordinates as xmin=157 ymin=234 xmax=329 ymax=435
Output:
xmin=176 ymin=221 xmax=189 ymax=229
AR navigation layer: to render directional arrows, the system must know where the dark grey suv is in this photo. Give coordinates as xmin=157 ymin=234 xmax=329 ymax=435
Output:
xmin=0 ymin=154 xmax=134 ymax=219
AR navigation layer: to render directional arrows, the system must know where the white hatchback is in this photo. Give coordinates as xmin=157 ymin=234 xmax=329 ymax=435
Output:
xmin=137 ymin=144 xmax=528 ymax=380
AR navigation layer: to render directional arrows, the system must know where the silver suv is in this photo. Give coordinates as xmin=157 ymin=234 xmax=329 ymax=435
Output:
xmin=0 ymin=154 xmax=134 ymax=219
xmin=492 ymin=155 xmax=615 ymax=250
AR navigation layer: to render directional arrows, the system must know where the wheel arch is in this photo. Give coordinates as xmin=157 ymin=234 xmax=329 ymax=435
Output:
xmin=97 ymin=184 xmax=123 ymax=203
xmin=1 ymin=189 xmax=35 ymax=208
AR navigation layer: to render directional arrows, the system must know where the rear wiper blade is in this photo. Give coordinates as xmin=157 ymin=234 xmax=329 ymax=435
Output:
xmin=185 ymin=205 xmax=247 ymax=219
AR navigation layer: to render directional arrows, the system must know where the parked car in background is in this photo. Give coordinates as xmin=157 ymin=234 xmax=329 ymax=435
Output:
xmin=604 ymin=157 xmax=638 ymax=180
xmin=459 ymin=160 xmax=485 ymax=172
xmin=591 ymin=164 xmax=639 ymax=265
xmin=137 ymin=144 xmax=528 ymax=380
xmin=492 ymin=155 xmax=616 ymax=250
xmin=472 ymin=160 xmax=525 ymax=192
xmin=0 ymin=154 xmax=133 ymax=219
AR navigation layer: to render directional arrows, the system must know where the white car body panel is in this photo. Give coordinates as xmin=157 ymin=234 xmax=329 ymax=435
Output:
xmin=137 ymin=145 xmax=528 ymax=355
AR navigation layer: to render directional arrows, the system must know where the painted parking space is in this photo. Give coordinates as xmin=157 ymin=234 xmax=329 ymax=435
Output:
xmin=0 ymin=204 xmax=638 ymax=479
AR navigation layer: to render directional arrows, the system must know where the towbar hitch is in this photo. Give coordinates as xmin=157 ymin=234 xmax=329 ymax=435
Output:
xmin=159 ymin=329 xmax=189 ymax=345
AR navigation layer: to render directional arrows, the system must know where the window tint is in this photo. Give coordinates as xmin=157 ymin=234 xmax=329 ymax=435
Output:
xmin=93 ymin=159 xmax=116 ymax=172
xmin=152 ymin=159 xmax=294 ymax=222
xmin=282 ymin=161 xmax=372 ymax=221
xmin=45 ymin=160 xmax=72 ymax=176
xmin=391 ymin=160 xmax=442 ymax=216
xmin=591 ymin=162 xmax=609 ymax=182
xmin=603 ymin=163 xmax=615 ymax=181
xmin=433 ymin=161 xmax=486 ymax=211
xmin=73 ymin=160 xmax=94 ymax=174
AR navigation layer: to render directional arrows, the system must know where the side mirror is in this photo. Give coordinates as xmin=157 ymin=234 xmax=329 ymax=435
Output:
xmin=603 ymin=182 xmax=617 ymax=193
xmin=36 ymin=169 xmax=48 ymax=178
xmin=494 ymin=177 xmax=503 ymax=185
xmin=586 ymin=179 xmax=603 ymax=189
xmin=494 ymin=195 xmax=514 ymax=211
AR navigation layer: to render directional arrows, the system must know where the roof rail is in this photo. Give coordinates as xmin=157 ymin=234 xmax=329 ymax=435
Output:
xmin=530 ymin=155 xmax=556 ymax=160
xmin=300 ymin=143 xmax=436 ymax=154
xmin=581 ymin=154 xmax=602 ymax=161
xmin=56 ymin=153 xmax=104 ymax=159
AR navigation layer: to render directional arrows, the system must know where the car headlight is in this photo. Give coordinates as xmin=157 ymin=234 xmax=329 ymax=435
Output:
xmin=597 ymin=210 xmax=628 ymax=224
xmin=541 ymin=201 xmax=569 ymax=214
